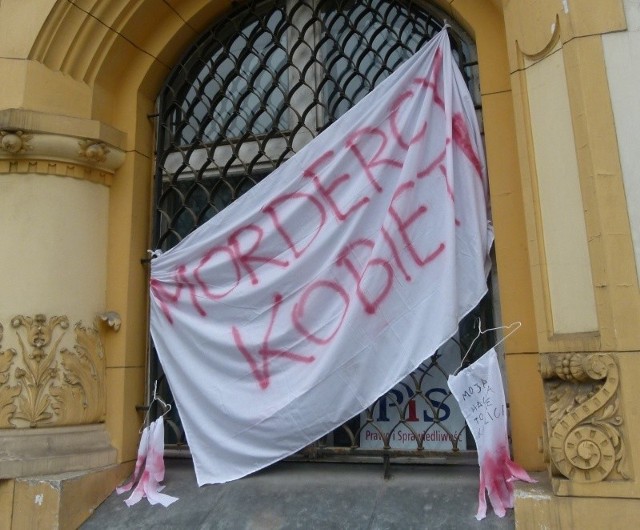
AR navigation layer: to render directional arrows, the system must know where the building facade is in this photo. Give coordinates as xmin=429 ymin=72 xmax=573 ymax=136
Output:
xmin=0 ymin=0 xmax=639 ymax=527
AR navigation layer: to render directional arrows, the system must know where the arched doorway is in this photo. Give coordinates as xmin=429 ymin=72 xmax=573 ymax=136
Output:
xmin=149 ymin=0 xmax=496 ymax=469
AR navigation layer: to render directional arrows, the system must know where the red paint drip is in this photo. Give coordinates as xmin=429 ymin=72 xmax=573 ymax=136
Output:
xmin=475 ymin=443 xmax=535 ymax=520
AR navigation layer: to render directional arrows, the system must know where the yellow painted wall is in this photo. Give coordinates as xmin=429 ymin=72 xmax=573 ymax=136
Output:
xmin=503 ymin=0 xmax=640 ymax=354
xmin=526 ymin=45 xmax=599 ymax=335
xmin=500 ymin=0 xmax=640 ymax=513
xmin=445 ymin=0 xmax=544 ymax=468
xmin=603 ymin=0 xmax=640 ymax=292
xmin=0 ymin=174 xmax=109 ymax=320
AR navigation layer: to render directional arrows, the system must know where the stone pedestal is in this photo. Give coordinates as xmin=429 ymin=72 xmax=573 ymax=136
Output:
xmin=1 ymin=463 xmax=132 ymax=530
xmin=515 ymin=473 xmax=640 ymax=530
xmin=0 ymin=424 xmax=117 ymax=478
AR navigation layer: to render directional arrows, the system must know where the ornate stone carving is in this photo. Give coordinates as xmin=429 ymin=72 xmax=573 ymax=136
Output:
xmin=0 ymin=314 xmax=107 ymax=428
xmin=0 ymin=131 xmax=33 ymax=154
xmin=540 ymin=353 xmax=629 ymax=483
xmin=49 ymin=321 xmax=106 ymax=425
xmin=98 ymin=311 xmax=121 ymax=331
xmin=11 ymin=314 xmax=69 ymax=426
xmin=78 ymin=140 xmax=110 ymax=163
xmin=0 ymin=111 xmax=126 ymax=184
xmin=0 ymin=324 xmax=20 ymax=427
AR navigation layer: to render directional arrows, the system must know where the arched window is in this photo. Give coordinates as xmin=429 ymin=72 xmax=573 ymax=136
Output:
xmin=152 ymin=0 xmax=493 ymax=460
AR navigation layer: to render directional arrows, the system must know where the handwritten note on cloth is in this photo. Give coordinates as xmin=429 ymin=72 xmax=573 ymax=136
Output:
xmin=448 ymin=348 xmax=534 ymax=520
xmin=149 ymin=28 xmax=493 ymax=485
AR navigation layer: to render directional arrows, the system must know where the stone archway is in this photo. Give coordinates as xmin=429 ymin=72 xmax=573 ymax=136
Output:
xmin=73 ymin=0 xmax=538 ymax=468
xmin=20 ymin=0 xmax=536 ymax=465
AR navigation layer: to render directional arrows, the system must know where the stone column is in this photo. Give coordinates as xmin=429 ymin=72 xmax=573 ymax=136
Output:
xmin=0 ymin=109 xmax=125 ymax=478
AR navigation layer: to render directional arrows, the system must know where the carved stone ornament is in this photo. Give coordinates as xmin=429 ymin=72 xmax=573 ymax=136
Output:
xmin=0 ymin=314 xmax=106 ymax=428
xmin=78 ymin=139 xmax=110 ymax=163
xmin=98 ymin=310 xmax=121 ymax=331
xmin=0 ymin=324 xmax=21 ymax=428
xmin=540 ymin=353 xmax=630 ymax=483
xmin=0 ymin=123 xmax=126 ymax=184
xmin=0 ymin=130 xmax=33 ymax=154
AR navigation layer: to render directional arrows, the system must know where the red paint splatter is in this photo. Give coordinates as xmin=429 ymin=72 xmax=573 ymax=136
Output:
xmin=452 ymin=113 xmax=483 ymax=182
xmin=476 ymin=443 xmax=535 ymax=520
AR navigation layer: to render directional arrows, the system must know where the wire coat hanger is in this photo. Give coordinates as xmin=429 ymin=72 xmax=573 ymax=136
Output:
xmin=454 ymin=319 xmax=521 ymax=375
xmin=140 ymin=380 xmax=172 ymax=433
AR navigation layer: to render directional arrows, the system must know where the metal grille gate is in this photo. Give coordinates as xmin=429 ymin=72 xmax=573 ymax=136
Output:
xmin=150 ymin=0 xmax=494 ymax=468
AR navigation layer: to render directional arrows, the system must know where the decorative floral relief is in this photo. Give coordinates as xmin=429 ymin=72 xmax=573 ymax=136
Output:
xmin=0 ymin=130 xmax=33 ymax=154
xmin=98 ymin=310 xmax=121 ymax=331
xmin=50 ymin=321 xmax=106 ymax=425
xmin=12 ymin=314 xmax=68 ymax=426
xmin=0 ymin=324 xmax=21 ymax=427
xmin=0 ymin=314 xmax=107 ymax=428
xmin=540 ymin=353 xmax=630 ymax=483
xmin=78 ymin=140 xmax=110 ymax=163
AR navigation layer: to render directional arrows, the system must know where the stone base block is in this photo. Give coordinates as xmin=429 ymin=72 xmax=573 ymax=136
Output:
xmin=0 ymin=424 xmax=117 ymax=479
xmin=1 ymin=462 xmax=132 ymax=530
xmin=514 ymin=473 xmax=640 ymax=529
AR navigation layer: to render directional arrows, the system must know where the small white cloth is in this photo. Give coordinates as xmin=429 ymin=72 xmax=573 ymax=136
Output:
xmin=448 ymin=348 xmax=534 ymax=520
xmin=116 ymin=418 xmax=179 ymax=507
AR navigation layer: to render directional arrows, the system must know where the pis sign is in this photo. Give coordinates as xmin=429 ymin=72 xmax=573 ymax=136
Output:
xmin=360 ymin=340 xmax=467 ymax=450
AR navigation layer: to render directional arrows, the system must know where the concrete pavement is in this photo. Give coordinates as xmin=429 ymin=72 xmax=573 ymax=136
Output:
xmin=82 ymin=459 xmax=515 ymax=529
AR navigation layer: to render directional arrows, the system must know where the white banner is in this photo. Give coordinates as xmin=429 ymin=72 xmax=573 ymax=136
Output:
xmin=448 ymin=348 xmax=535 ymax=520
xmin=150 ymin=28 xmax=493 ymax=485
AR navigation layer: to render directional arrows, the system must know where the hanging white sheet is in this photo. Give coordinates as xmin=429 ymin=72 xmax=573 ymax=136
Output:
xmin=448 ymin=348 xmax=535 ymax=519
xmin=149 ymin=28 xmax=493 ymax=485
xmin=116 ymin=418 xmax=179 ymax=507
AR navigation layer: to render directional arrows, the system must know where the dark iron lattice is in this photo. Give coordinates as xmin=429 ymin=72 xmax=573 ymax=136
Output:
xmin=151 ymin=0 xmax=493 ymax=465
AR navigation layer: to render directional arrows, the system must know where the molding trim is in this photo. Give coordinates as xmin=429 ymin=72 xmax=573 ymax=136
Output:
xmin=0 ymin=132 xmax=125 ymax=184
xmin=0 ymin=424 xmax=117 ymax=479
xmin=0 ymin=109 xmax=126 ymax=184
xmin=516 ymin=15 xmax=562 ymax=66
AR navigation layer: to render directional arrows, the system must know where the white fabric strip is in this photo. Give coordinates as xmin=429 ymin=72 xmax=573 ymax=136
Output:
xmin=448 ymin=348 xmax=534 ymax=519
